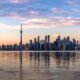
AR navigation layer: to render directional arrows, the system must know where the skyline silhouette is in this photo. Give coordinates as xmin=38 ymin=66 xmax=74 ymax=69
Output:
xmin=0 ymin=26 xmax=79 ymax=51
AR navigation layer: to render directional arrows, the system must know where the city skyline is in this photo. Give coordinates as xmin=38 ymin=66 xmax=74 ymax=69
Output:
xmin=0 ymin=0 xmax=80 ymax=44
xmin=0 ymin=34 xmax=79 ymax=51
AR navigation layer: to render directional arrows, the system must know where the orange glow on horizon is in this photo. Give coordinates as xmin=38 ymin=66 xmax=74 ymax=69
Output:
xmin=0 ymin=34 xmax=80 ymax=45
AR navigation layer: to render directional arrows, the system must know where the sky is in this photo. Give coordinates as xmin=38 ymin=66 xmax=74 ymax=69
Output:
xmin=0 ymin=0 xmax=80 ymax=45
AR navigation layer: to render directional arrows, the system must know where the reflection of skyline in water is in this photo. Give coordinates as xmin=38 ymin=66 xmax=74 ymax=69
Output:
xmin=29 ymin=52 xmax=78 ymax=68
xmin=0 ymin=51 xmax=79 ymax=80
xmin=19 ymin=51 xmax=23 ymax=80
xmin=0 ymin=51 xmax=79 ymax=69
xmin=54 ymin=52 xmax=77 ymax=68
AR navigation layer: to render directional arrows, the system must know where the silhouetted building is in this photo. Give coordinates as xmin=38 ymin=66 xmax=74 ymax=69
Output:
xmin=37 ymin=36 xmax=40 ymax=50
xmin=29 ymin=40 xmax=34 ymax=50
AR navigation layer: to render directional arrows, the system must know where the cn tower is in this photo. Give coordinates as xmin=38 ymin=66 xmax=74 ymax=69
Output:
xmin=20 ymin=24 xmax=23 ymax=47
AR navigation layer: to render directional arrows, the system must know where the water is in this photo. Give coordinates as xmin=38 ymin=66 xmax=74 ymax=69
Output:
xmin=0 ymin=51 xmax=80 ymax=80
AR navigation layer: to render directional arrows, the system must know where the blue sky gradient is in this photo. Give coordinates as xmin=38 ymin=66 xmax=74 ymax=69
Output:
xmin=0 ymin=0 xmax=80 ymax=44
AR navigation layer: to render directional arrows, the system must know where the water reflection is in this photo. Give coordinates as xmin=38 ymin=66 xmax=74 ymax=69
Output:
xmin=29 ymin=52 xmax=50 ymax=67
xmin=19 ymin=51 xmax=23 ymax=80
xmin=29 ymin=52 xmax=77 ymax=69
xmin=0 ymin=51 xmax=79 ymax=80
xmin=54 ymin=52 xmax=77 ymax=68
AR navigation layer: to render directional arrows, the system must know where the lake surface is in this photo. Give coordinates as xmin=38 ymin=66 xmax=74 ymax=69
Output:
xmin=0 ymin=51 xmax=80 ymax=80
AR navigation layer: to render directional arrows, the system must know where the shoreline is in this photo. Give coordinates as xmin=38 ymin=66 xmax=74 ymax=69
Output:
xmin=0 ymin=50 xmax=80 ymax=52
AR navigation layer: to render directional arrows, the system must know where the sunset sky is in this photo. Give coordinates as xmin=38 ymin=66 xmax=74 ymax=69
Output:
xmin=0 ymin=0 xmax=80 ymax=45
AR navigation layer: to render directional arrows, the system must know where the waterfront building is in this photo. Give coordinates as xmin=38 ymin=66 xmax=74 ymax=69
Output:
xmin=37 ymin=36 xmax=40 ymax=50
xmin=55 ymin=34 xmax=61 ymax=50
xmin=34 ymin=38 xmax=37 ymax=50
xmin=29 ymin=40 xmax=34 ymax=50
xmin=44 ymin=36 xmax=48 ymax=50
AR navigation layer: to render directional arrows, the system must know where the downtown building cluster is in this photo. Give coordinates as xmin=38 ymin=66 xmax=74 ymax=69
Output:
xmin=0 ymin=35 xmax=79 ymax=51
xmin=29 ymin=35 xmax=79 ymax=50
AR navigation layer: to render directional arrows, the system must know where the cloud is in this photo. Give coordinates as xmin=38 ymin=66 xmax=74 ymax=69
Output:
xmin=50 ymin=8 xmax=70 ymax=14
xmin=0 ymin=13 xmax=26 ymax=20
xmin=0 ymin=0 xmax=79 ymax=20
xmin=50 ymin=8 xmax=67 ymax=14
xmin=0 ymin=16 xmax=80 ymax=31
xmin=0 ymin=0 xmax=34 ymax=3
xmin=22 ymin=17 xmax=80 ymax=28
xmin=9 ymin=0 xmax=26 ymax=3
xmin=0 ymin=2 xmax=40 ymax=19
xmin=50 ymin=7 xmax=80 ymax=15
xmin=65 ymin=0 xmax=80 ymax=6
xmin=0 ymin=9 xmax=39 ymax=20
xmin=29 ymin=10 xmax=39 ymax=15
xmin=71 ymin=9 xmax=80 ymax=13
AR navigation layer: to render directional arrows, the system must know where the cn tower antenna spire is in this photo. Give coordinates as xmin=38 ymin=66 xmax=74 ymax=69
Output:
xmin=20 ymin=24 xmax=23 ymax=47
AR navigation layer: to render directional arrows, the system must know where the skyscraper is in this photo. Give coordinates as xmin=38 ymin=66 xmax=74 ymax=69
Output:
xmin=38 ymin=36 xmax=40 ymax=42
xmin=37 ymin=36 xmax=40 ymax=50
xmin=34 ymin=38 xmax=37 ymax=50
xmin=47 ymin=35 xmax=50 ymax=43
xmin=45 ymin=36 xmax=47 ymax=42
